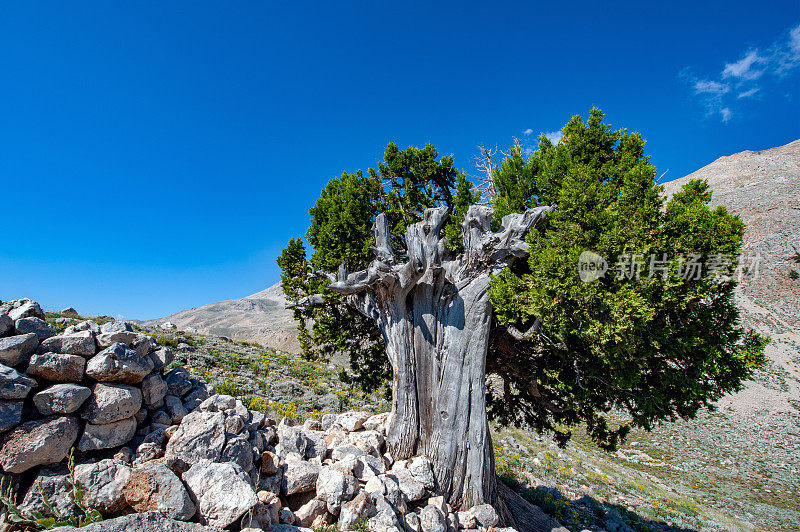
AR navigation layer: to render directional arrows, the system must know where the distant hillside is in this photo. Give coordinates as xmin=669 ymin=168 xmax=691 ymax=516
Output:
xmin=145 ymin=283 xmax=302 ymax=353
xmin=663 ymin=138 xmax=800 ymax=333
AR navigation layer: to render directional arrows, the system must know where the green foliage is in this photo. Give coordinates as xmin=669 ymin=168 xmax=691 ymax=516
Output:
xmin=488 ymin=107 xmax=767 ymax=449
xmin=214 ymin=380 xmax=242 ymax=397
xmin=155 ymin=334 xmax=180 ymax=349
xmin=278 ymin=143 xmax=478 ymax=392
xmin=0 ymin=448 xmax=103 ymax=529
xmin=279 ymin=109 xmax=766 ymax=451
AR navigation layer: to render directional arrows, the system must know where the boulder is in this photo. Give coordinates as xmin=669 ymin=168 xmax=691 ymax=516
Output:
xmin=39 ymin=331 xmax=96 ymax=357
xmin=338 ymin=491 xmax=375 ymax=531
xmin=150 ymin=409 xmax=172 ymax=426
xmin=408 ymin=456 xmax=435 ymax=490
xmin=131 ymin=335 xmax=157 ymax=358
xmin=100 ymin=321 xmax=132 ymax=334
xmin=135 ymin=407 xmax=148 ymax=425
xmin=0 ymin=400 xmax=23 ymax=432
xmin=283 ymin=460 xmax=321 ymax=495
xmin=182 ymin=385 xmax=210 ymax=410
xmin=391 ymin=469 xmax=425 ymax=502
xmin=419 ymin=504 xmax=447 ymax=532
xmin=321 ymin=413 xmax=337 ymax=431
xmin=260 ymin=450 xmax=280 ymax=475
xmin=133 ymin=441 xmax=164 ymax=465
xmin=0 ymin=313 xmax=13 ymax=337
xmin=197 ymin=394 xmax=236 ymax=412
xmin=49 ymin=511 xmax=216 ymax=532
xmin=404 ymin=512 xmax=422 ymax=532
xmin=33 ymin=384 xmax=92 ymax=415
xmin=295 ymin=498 xmax=328 ymax=527
xmin=336 ymin=411 xmax=371 ymax=432
xmin=349 ymin=430 xmax=385 ymax=457
xmin=14 ymin=317 xmax=55 ymax=341
xmin=164 ymin=395 xmax=187 ymax=424
xmin=0 ymin=416 xmax=79 ymax=473
xmin=315 ymin=466 xmax=359 ymax=515
xmin=7 ymin=299 xmax=45 ymax=321
xmin=78 ymin=416 xmax=137 ymax=451
xmin=19 ymin=467 xmax=78 ymax=519
xmin=362 ymin=412 xmax=390 ymax=433
xmin=354 ymin=454 xmax=386 ymax=480
xmin=367 ymin=508 xmax=402 ymax=532
xmin=95 ymin=329 xmax=140 ymax=349
xmin=149 ymin=346 xmax=173 ymax=371
xmin=73 ymin=459 xmax=132 ymax=514
xmin=63 ymin=320 xmax=100 ymax=335
xmin=61 ymin=307 xmax=79 ymax=315
xmin=225 ymin=414 xmax=246 ymax=435
xmin=0 ymin=363 xmax=37 ymax=399
xmin=468 ymin=504 xmax=500 ymax=528
xmin=86 ymin=342 xmax=154 ymax=384
xmin=81 ymin=384 xmax=143 ymax=424
xmin=0 ymin=333 xmax=39 ymax=366
xmin=141 ymin=373 xmax=168 ymax=409
xmin=124 ymin=460 xmax=197 ymax=521
xmin=164 ymin=409 xmax=226 ymax=463
xmin=182 ymin=459 xmax=259 ymax=529
xmin=222 ymin=435 xmax=253 ymax=473
xmin=27 ymin=352 xmax=86 ymax=382
xmin=165 ymin=367 xmax=193 ymax=397
xmin=241 ymin=501 xmax=276 ymax=530
xmin=364 ymin=474 xmax=403 ymax=510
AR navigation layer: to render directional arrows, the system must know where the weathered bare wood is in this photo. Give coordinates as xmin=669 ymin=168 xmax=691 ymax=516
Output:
xmin=302 ymin=203 xmax=552 ymax=519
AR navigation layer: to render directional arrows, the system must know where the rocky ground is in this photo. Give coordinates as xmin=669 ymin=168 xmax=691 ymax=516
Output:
xmin=3 ymin=292 xmax=798 ymax=532
xmin=145 ymin=313 xmax=799 ymax=531
xmin=1 ymin=298 xmax=538 ymax=532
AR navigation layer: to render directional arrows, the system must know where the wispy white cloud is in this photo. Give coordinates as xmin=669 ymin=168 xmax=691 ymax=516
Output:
xmin=682 ymin=23 xmax=800 ymax=122
xmin=544 ymin=130 xmax=563 ymax=144
xmin=737 ymin=87 xmax=760 ymax=99
xmin=522 ymin=128 xmax=534 ymax=136
xmin=694 ymin=80 xmax=730 ymax=95
xmin=774 ymin=24 xmax=800 ymax=74
xmin=722 ymin=50 xmax=766 ymax=80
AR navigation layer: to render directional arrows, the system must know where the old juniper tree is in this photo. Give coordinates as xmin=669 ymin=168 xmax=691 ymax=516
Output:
xmin=278 ymin=110 xmax=765 ymax=518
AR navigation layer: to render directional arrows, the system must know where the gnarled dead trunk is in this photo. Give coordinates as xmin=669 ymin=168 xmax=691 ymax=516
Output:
xmin=302 ymin=203 xmax=552 ymax=516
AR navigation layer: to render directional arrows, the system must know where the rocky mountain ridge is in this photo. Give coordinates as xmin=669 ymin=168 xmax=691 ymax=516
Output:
xmin=144 ymin=284 xmax=301 ymax=354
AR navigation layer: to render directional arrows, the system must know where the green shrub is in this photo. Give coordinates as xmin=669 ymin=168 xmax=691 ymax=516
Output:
xmin=214 ymin=380 xmax=241 ymax=397
xmin=155 ymin=335 xmax=180 ymax=349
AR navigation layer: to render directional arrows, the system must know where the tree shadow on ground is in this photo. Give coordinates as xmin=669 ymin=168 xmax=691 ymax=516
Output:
xmin=500 ymin=476 xmax=699 ymax=532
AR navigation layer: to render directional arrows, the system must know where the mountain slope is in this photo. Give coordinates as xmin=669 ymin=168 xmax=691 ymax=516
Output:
xmin=145 ymin=283 xmax=302 ymax=353
xmin=663 ymin=138 xmax=800 ymax=333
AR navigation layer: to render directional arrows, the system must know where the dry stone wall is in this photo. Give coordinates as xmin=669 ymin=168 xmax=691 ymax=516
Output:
xmin=0 ymin=299 xmax=522 ymax=532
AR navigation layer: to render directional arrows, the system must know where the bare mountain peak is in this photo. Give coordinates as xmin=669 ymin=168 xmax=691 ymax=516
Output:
xmin=144 ymin=282 xmax=300 ymax=353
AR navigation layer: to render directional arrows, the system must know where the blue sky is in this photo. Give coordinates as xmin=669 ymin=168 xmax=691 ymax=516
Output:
xmin=1 ymin=1 xmax=798 ymax=319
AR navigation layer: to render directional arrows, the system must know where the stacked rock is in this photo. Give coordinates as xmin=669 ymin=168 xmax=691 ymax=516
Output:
xmin=0 ymin=299 xmax=521 ymax=532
